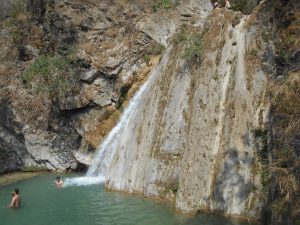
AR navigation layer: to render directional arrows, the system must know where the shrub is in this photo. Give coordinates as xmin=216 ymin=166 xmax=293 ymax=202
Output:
xmin=183 ymin=33 xmax=203 ymax=61
xmin=151 ymin=0 xmax=179 ymax=12
xmin=173 ymin=28 xmax=203 ymax=61
xmin=230 ymin=0 xmax=257 ymax=15
xmin=22 ymin=54 xmax=76 ymax=98
xmin=252 ymin=128 xmax=267 ymax=138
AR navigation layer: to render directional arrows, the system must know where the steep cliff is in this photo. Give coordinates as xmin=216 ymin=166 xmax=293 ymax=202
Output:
xmin=0 ymin=0 xmax=299 ymax=224
xmin=0 ymin=0 xmax=165 ymax=172
xmin=103 ymin=6 xmax=269 ymax=218
xmin=87 ymin=0 xmax=299 ymax=223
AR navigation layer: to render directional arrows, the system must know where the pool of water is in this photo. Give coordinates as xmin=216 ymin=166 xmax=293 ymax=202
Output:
xmin=0 ymin=174 xmax=251 ymax=225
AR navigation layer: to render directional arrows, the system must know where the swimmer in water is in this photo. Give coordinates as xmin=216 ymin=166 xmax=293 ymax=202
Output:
xmin=55 ymin=176 xmax=64 ymax=188
xmin=8 ymin=188 xmax=21 ymax=208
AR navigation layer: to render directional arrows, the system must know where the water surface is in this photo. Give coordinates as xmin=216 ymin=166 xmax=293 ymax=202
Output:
xmin=0 ymin=174 xmax=251 ymax=225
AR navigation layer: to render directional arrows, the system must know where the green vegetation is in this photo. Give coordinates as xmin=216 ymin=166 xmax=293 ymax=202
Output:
xmin=231 ymin=0 xmax=257 ymax=15
xmin=151 ymin=0 xmax=179 ymax=12
xmin=251 ymin=128 xmax=269 ymax=197
xmin=22 ymin=54 xmax=76 ymax=98
xmin=213 ymin=73 xmax=219 ymax=81
xmin=173 ymin=28 xmax=203 ymax=61
xmin=252 ymin=128 xmax=267 ymax=138
xmin=276 ymin=47 xmax=290 ymax=65
xmin=184 ymin=34 xmax=203 ymax=61
xmin=251 ymin=159 xmax=269 ymax=195
xmin=143 ymin=54 xmax=151 ymax=65
xmin=173 ymin=28 xmax=189 ymax=44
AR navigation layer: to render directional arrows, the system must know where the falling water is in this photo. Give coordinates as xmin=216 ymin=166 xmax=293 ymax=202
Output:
xmin=64 ymin=79 xmax=152 ymax=186
xmin=86 ymin=75 xmax=155 ymax=177
xmin=64 ymin=78 xmax=153 ymax=186
xmin=65 ymin=50 xmax=169 ymax=187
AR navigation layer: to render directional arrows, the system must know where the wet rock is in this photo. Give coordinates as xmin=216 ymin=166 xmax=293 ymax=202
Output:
xmin=73 ymin=150 xmax=92 ymax=166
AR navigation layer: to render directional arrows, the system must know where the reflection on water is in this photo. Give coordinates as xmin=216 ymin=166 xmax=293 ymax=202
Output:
xmin=0 ymin=174 xmax=252 ymax=225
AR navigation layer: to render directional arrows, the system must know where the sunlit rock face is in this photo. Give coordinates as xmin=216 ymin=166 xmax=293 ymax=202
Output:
xmin=3 ymin=0 xmax=298 ymax=222
xmin=92 ymin=3 xmax=273 ymax=219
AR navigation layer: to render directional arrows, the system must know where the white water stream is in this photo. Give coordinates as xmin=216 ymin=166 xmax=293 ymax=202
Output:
xmin=65 ymin=54 xmax=164 ymax=187
xmin=65 ymin=80 xmax=150 ymax=186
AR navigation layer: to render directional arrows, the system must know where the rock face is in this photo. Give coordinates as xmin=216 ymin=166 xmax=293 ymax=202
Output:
xmin=1 ymin=0 xmax=299 ymax=224
xmin=0 ymin=0 xmax=166 ymax=172
xmin=103 ymin=8 xmax=270 ymax=218
xmin=84 ymin=0 xmax=297 ymax=221
xmin=0 ymin=0 xmax=210 ymax=172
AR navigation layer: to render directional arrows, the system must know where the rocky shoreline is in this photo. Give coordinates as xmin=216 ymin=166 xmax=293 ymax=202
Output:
xmin=0 ymin=171 xmax=48 ymax=187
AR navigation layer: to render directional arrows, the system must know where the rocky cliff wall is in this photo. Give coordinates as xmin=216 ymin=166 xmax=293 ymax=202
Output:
xmin=103 ymin=6 xmax=272 ymax=218
xmin=102 ymin=0 xmax=300 ymax=223
xmin=0 ymin=0 xmax=167 ymax=173
xmin=0 ymin=0 xmax=299 ymax=224
xmin=0 ymin=0 xmax=211 ymax=172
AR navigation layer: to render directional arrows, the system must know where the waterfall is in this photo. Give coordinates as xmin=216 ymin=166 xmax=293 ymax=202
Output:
xmin=86 ymin=73 xmax=155 ymax=177
xmin=64 ymin=49 xmax=169 ymax=187
xmin=64 ymin=77 xmax=153 ymax=186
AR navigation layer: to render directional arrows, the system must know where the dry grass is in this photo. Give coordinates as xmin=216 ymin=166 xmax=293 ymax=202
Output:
xmin=272 ymin=167 xmax=299 ymax=203
xmin=269 ymin=71 xmax=300 ymax=220
xmin=126 ymin=56 xmax=160 ymax=101
xmin=85 ymin=109 xmax=121 ymax=148
xmin=270 ymin=72 xmax=300 ymax=118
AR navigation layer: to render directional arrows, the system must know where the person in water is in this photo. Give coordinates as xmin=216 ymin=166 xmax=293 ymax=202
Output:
xmin=55 ymin=176 xmax=64 ymax=188
xmin=8 ymin=188 xmax=21 ymax=208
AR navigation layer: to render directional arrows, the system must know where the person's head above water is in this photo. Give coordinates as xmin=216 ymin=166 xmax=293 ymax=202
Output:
xmin=12 ymin=188 xmax=19 ymax=195
xmin=56 ymin=176 xmax=61 ymax=181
